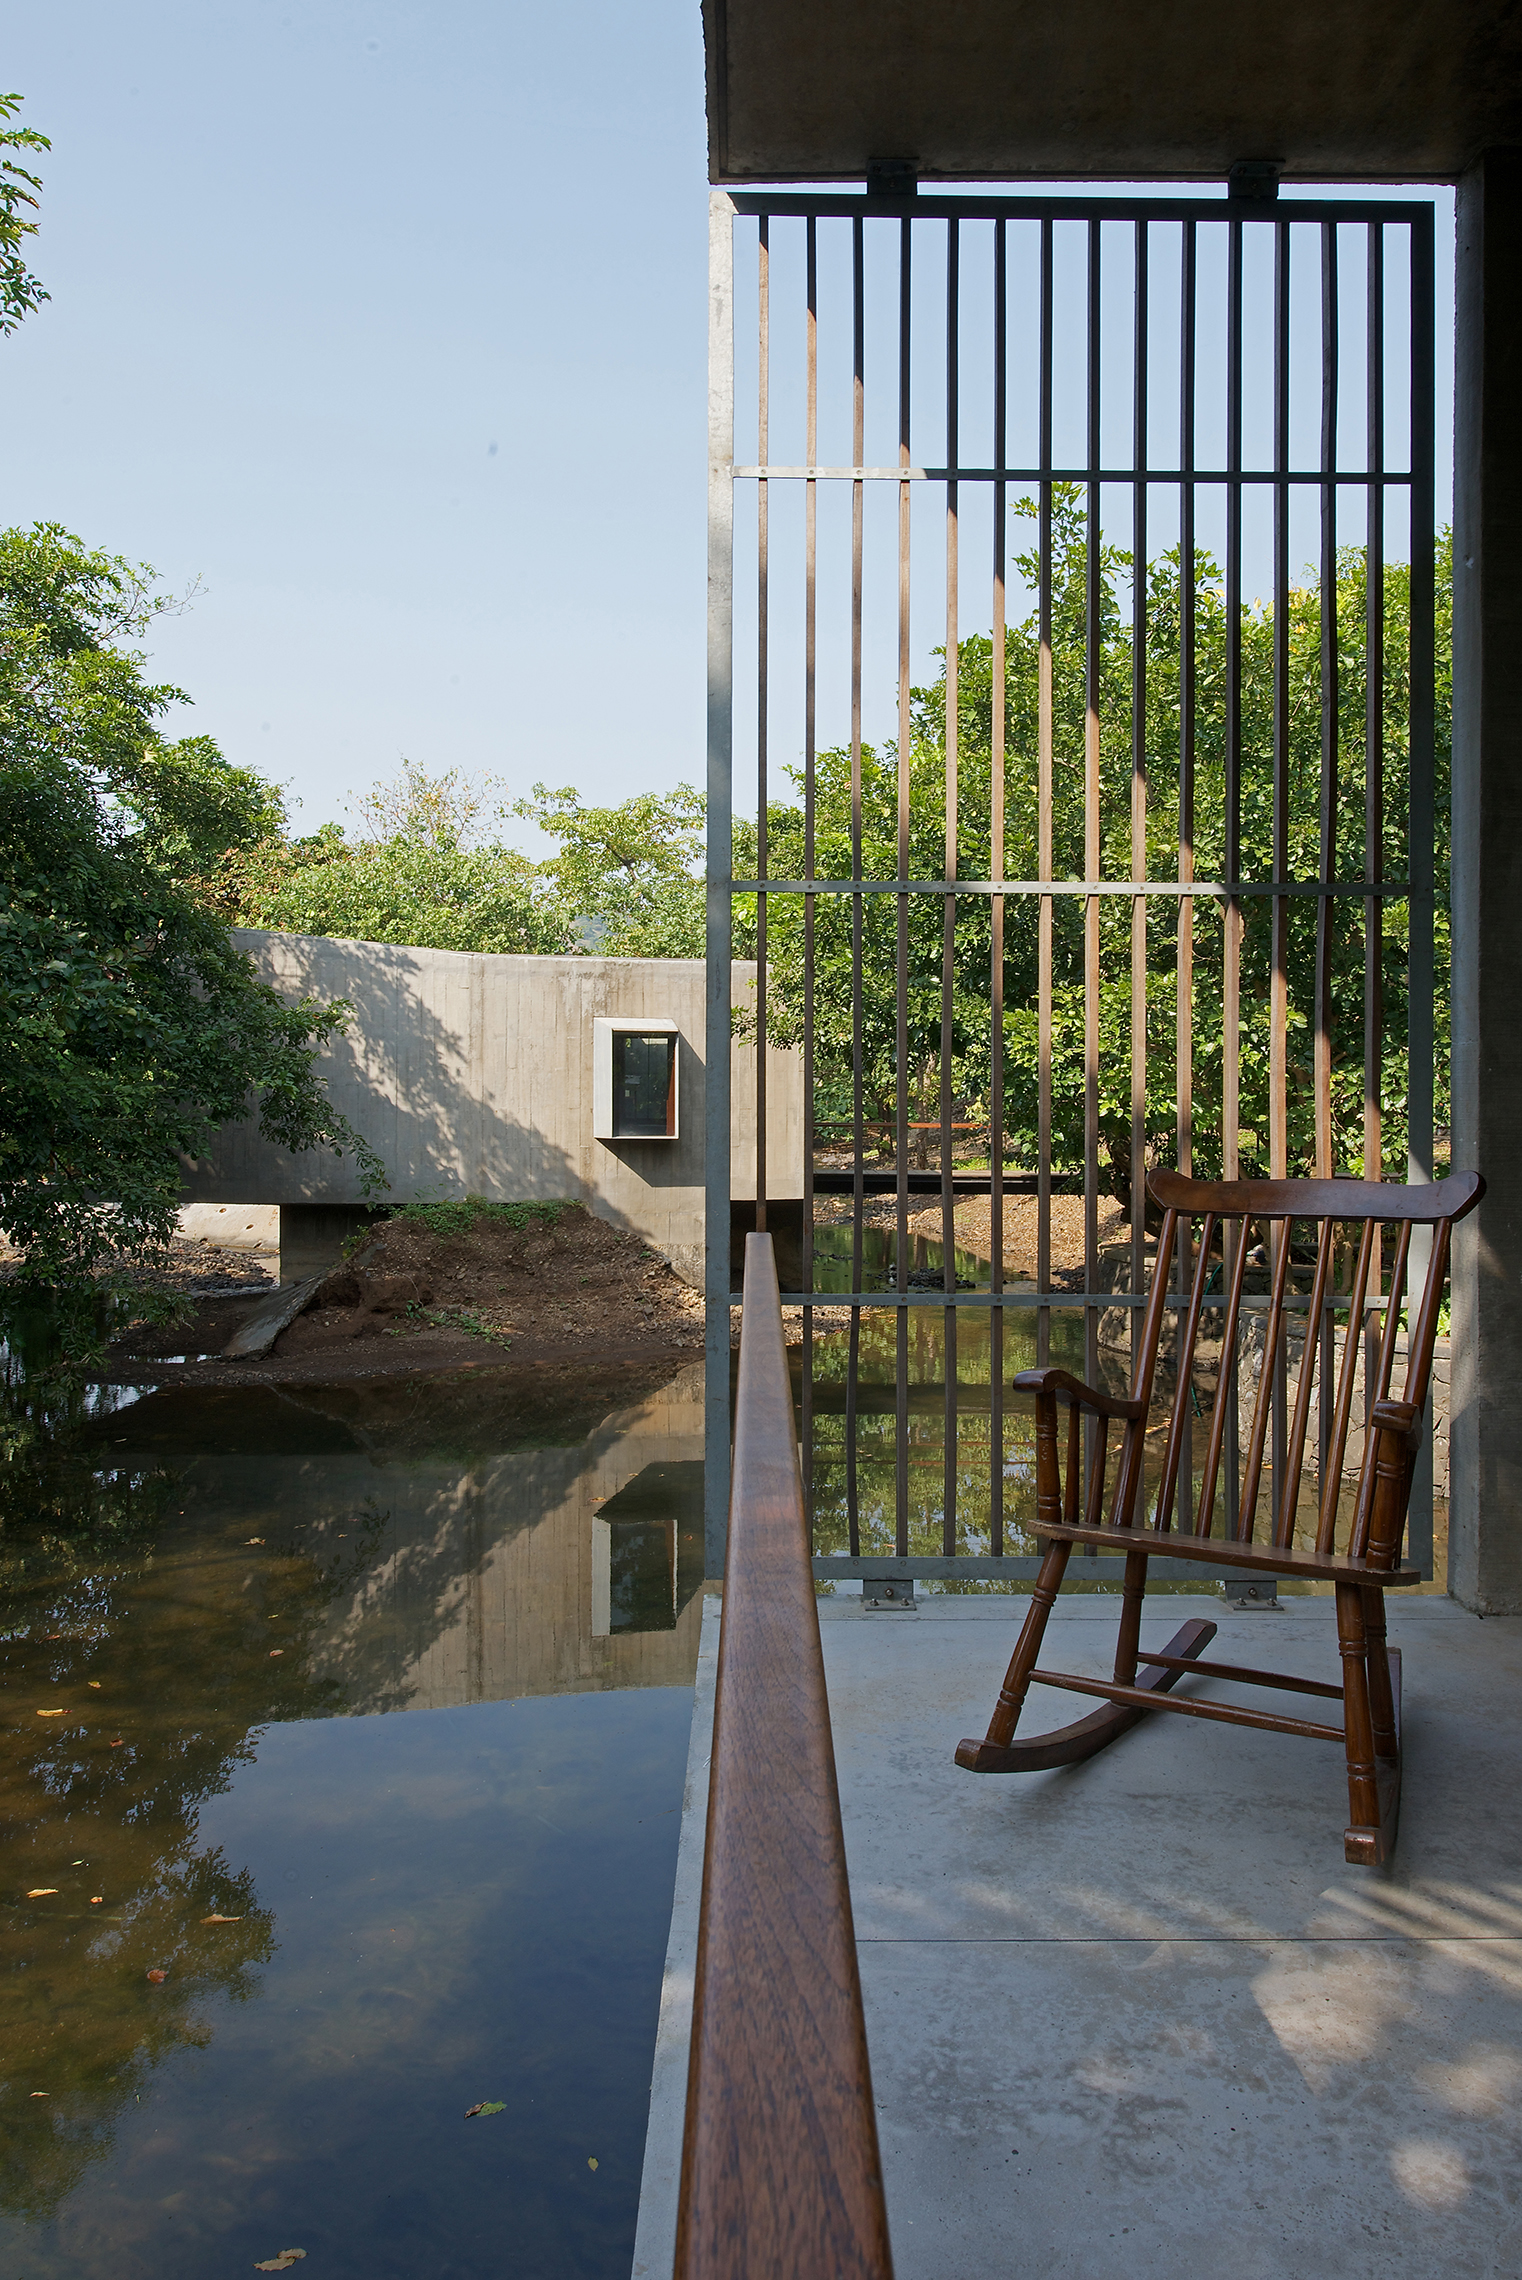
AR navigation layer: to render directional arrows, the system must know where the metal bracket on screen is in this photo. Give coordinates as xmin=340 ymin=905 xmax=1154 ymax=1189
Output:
xmin=1224 ymin=1575 xmax=1282 ymax=1611
xmin=861 ymin=1571 xmax=918 ymax=1611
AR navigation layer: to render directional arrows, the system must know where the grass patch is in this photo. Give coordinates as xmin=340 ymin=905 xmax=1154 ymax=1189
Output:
xmin=387 ymin=1197 xmax=575 ymax=1240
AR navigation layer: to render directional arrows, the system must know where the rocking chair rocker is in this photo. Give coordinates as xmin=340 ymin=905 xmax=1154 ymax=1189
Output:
xmin=956 ymin=1168 xmax=1484 ymax=1864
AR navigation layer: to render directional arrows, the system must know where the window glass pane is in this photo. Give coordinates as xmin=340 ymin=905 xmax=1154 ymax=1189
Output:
xmin=612 ymin=1033 xmax=675 ymax=1135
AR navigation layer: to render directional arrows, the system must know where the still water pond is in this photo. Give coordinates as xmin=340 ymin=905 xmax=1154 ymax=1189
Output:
xmin=1 ymin=1360 xmax=706 ymax=2280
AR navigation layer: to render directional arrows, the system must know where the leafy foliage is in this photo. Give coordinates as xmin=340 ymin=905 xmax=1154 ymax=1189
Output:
xmin=516 ymin=780 xmax=706 ymax=957
xmin=218 ymin=762 xmax=571 ymax=956
xmin=0 ymin=92 xmax=48 ymax=335
xmin=0 ymin=523 xmax=385 ymax=1289
xmin=756 ymin=487 xmax=1450 ymax=1193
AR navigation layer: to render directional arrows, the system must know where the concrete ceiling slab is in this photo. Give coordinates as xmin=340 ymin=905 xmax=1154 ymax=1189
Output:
xmin=704 ymin=0 xmax=1522 ymax=184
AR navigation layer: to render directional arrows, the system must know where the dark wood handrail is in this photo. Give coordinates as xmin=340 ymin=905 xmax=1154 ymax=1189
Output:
xmin=675 ymin=1234 xmax=894 ymax=2280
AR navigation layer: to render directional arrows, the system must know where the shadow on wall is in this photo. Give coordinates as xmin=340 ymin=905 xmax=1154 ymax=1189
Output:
xmin=182 ymin=937 xmax=580 ymax=1207
xmin=177 ymin=937 xmax=786 ymax=1282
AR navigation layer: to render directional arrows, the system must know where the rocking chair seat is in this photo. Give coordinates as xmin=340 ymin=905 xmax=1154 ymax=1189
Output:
xmin=1030 ymin=1519 xmax=1423 ymax=1589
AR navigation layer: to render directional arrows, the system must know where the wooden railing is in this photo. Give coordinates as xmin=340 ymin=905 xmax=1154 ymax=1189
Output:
xmin=675 ymin=1234 xmax=894 ymax=2279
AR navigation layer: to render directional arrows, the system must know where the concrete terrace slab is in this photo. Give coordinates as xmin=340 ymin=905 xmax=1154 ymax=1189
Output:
xmin=637 ymin=1592 xmax=1522 ymax=2280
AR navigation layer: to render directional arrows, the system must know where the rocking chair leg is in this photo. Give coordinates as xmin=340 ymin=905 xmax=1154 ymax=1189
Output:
xmin=1113 ymin=1548 xmax=1148 ymax=1685
xmin=957 ymin=1539 xmax=1072 ymax=1765
xmin=956 ymin=1540 xmax=1218 ymax=1775
xmin=1362 ymin=1587 xmax=1398 ymax=1761
xmin=1337 ymin=1581 xmax=1395 ymax=1866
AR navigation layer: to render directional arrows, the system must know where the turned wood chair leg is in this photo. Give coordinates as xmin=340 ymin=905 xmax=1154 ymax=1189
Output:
xmin=1362 ymin=1586 xmax=1399 ymax=1763
xmin=980 ymin=1538 xmax=1072 ymax=1750
xmin=1113 ymin=1547 xmax=1148 ymax=1686
xmin=1337 ymin=1582 xmax=1388 ymax=1865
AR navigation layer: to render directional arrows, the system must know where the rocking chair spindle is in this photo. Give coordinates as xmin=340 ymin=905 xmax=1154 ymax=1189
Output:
xmin=955 ymin=1167 xmax=1484 ymax=1864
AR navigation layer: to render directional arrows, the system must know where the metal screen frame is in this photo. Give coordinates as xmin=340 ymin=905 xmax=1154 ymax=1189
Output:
xmin=705 ymin=186 xmax=1439 ymax=1585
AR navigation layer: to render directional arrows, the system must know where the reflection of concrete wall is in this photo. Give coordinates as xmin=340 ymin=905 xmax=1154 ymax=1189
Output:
xmin=312 ymin=1368 xmax=708 ymax=1708
xmin=180 ymin=936 xmax=801 ymax=1285
xmin=178 ymin=1364 xmax=708 ymax=1711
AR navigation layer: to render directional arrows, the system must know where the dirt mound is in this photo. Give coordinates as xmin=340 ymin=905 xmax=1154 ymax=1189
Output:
xmin=271 ymin=1199 xmax=703 ymax=1366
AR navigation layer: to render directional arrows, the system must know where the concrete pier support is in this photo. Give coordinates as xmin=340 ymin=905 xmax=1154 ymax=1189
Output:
xmin=1449 ymin=149 xmax=1522 ymax=1612
xmin=278 ymin=1205 xmax=389 ymax=1284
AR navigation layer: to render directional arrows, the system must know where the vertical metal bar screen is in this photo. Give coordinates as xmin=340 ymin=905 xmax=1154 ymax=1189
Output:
xmin=706 ymin=188 xmax=1441 ymax=1586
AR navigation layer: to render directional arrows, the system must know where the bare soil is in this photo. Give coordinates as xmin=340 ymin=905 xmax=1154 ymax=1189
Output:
xmin=813 ymin=1190 xmax=1125 ymax=1282
xmin=105 ymin=1203 xmax=704 ymax=1388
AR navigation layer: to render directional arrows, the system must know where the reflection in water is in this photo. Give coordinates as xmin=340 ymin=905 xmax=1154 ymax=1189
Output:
xmin=802 ymin=1226 xmax=1448 ymax=1589
xmin=806 ymin=1223 xmax=1091 ymax=1563
xmin=0 ymin=1358 xmax=704 ymax=2278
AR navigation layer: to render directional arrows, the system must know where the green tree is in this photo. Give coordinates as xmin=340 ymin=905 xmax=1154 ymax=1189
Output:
xmin=221 ymin=760 xmax=572 ymax=955
xmin=516 ymin=780 xmax=707 ymax=957
xmin=0 ymin=93 xmax=48 ymax=335
xmin=0 ymin=523 xmax=383 ymax=1294
xmin=758 ymin=486 xmax=1449 ymax=1193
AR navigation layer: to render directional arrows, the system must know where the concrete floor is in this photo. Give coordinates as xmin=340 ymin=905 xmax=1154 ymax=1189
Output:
xmin=637 ymin=1590 xmax=1522 ymax=2280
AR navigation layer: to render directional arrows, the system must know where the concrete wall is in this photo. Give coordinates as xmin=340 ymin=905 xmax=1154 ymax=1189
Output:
xmin=1450 ymin=150 xmax=1522 ymax=1613
xmin=180 ymin=934 xmax=801 ymax=1287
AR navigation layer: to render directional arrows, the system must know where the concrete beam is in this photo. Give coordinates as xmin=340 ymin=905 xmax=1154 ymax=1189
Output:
xmin=704 ymin=0 xmax=1522 ymax=185
xmin=1449 ymin=149 xmax=1522 ymax=1612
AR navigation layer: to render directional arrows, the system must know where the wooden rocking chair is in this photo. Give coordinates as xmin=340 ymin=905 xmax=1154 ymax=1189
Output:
xmin=956 ymin=1168 xmax=1484 ymax=1864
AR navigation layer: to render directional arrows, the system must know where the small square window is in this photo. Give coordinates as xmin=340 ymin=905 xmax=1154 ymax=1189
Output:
xmin=592 ymin=1019 xmax=679 ymax=1139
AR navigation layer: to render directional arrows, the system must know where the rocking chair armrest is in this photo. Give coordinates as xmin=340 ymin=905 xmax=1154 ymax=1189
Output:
xmin=1370 ymin=1397 xmax=1422 ymax=1452
xmin=1010 ymin=1367 xmax=1142 ymax=1423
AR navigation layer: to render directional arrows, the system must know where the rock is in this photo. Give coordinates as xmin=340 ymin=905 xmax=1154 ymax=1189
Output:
xmin=222 ymin=1276 xmax=324 ymax=1359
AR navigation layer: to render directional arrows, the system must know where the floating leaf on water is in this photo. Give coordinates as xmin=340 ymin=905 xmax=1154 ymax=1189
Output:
xmin=463 ymin=2101 xmax=506 ymax=2119
xmin=146 ymin=1969 xmax=167 ymax=1983
xmin=588 ymin=2156 xmax=599 ymax=2171
xmin=253 ymin=2255 xmax=306 ymax=2272
xmin=201 ymin=1914 xmax=243 ymax=1923
xmin=26 ymin=1889 xmax=58 ymax=1898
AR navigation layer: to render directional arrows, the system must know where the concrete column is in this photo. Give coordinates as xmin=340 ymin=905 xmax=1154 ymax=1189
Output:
xmin=278 ymin=1205 xmax=390 ymax=1285
xmin=1449 ymin=149 xmax=1522 ymax=1612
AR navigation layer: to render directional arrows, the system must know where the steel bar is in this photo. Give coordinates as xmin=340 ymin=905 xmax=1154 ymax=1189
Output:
xmin=813 ymin=1555 xmax=1298 ymax=1581
xmin=1316 ymin=221 xmax=1340 ymax=1180
xmin=942 ymin=215 xmax=961 ymax=1558
xmin=990 ymin=214 xmax=1008 ymax=1558
xmin=731 ymin=463 xmax=1411 ymax=483
xmin=846 ymin=212 xmax=865 ymax=1559
xmin=704 ymin=192 xmax=737 ymax=1576
xmin=1268 ymin=217 xmax=1292 ymax=1532
xmin=1130 ymin=220 xmax=1150 ymax=1379
xmin=1365 ymin=223 xmax=1385 ymax=1187
xmin=1405 ymin=204 xmax=1438 ymax=1577
xmin=729 ymin=192 xmax=1430 ymax=225
xmin=755 ymin=218 xmax=770 ymax=1233
xmin=730 ymin=876 xmax=1419 ymax=897
xmin=1083 ymin=219 xmax=1102 ymax=1495
xmin=895 ymin=210 xmax=912 ymax=1562
xmin=800 ymin=214 xmax=818 ymax=1528
xmin=1037 ymin=217 xmax=1054 ymax=1369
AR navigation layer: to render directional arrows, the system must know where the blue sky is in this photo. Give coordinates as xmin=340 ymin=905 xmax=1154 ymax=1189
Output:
xmin=6 ymin=8 xmax=1454 ymax=852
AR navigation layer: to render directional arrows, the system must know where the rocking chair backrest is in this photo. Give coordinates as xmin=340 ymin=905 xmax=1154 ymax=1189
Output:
xmin=1116 ymin=1169 xmax=1485 ymax=1565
